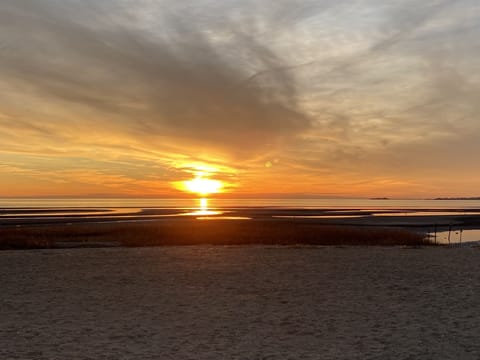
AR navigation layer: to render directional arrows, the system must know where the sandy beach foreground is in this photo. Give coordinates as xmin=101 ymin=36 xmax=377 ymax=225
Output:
xmin=1 ymin=246 xmax=479 ymax=359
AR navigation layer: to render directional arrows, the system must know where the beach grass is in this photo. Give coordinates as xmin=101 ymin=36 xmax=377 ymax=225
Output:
xmin=0 ymin=219 xmax=432 ymax=250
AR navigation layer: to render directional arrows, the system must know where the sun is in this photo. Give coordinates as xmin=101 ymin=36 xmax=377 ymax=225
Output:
xmin=180 ymin=176 xmax=224 ymax=196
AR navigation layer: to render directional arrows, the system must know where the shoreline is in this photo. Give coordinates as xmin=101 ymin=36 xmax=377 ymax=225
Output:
xmin=3 ymin=207 xmax=480 ymax=250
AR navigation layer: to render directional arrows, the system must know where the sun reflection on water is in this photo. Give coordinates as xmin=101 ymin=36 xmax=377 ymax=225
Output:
xmin=183 ymin=198 xmax=221 ymax=216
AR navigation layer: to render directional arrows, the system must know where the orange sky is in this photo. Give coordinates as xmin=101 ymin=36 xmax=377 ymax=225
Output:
xmin=1 ymin=1 xmax=480 ymax=198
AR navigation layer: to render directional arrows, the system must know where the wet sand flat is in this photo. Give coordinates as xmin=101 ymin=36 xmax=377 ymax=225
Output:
xmin=1 ymin=246 xmax=479 ymax=359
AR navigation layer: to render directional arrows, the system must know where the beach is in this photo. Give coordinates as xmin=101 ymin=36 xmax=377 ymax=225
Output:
xmin=1 ymin=246 xmax=479 ymax=359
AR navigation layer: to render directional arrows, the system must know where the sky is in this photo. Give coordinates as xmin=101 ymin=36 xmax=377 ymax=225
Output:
xmin=1 ymin=0 xmax=480 ymax=198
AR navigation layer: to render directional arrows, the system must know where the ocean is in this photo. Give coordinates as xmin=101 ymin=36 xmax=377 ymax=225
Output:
xmin=2 ymin=197 xmax=480 ymax=209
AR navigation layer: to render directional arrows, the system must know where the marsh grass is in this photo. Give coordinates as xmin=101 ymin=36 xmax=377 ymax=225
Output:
xmin=0 ymin=219 xmax=432 ymax=250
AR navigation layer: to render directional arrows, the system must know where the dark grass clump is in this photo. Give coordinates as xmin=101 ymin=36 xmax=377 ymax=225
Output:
xmin=0 ymin=228 xmax=55 ymax=250
xmin=0 ymin=219 xmax=432 ymax=250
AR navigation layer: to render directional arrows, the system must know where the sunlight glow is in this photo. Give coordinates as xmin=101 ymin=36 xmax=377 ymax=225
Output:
xmin=181 ymin=175 xmax=224 ymax=196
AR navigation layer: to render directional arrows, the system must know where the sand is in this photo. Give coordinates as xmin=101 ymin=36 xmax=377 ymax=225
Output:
xmin=1 ymin=246 xmax=479 ymax=359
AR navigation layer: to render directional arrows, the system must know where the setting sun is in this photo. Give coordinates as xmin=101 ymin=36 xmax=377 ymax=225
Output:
xmin=180 ymin=176 xmax=224 ymax=196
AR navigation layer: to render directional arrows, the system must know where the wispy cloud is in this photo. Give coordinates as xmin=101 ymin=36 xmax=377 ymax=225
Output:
xmin=1 ymin=0 xmax=479 ymax=197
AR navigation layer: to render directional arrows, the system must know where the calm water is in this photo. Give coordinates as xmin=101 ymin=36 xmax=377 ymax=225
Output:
xmin=431 ymin=229 xmax=480 ymax=245
xmin=2 ymin=198 xmax=480 ymax=209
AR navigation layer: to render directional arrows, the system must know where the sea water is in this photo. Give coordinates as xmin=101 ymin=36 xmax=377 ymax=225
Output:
xmin=2 ymin=197 xmax=480 ymax=209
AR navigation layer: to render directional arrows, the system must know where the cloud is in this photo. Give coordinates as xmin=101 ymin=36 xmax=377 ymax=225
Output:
xmin=0 ymin=0 xmax=313 ymax=160
xmin=1 ymin=0 xmax=480 ymax=197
